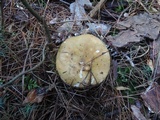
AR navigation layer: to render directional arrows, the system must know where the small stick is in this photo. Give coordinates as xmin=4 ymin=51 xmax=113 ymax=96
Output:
xmin=89 ymin=0 xmax=107 ymax=18
xmin=60 ymin=0 xmax=70 ymax=5
xmin=124 ymin=55 xmax=135 ymax=67
xmin=22 ymin=42 xmax=33 ymax=92
xmin=122 ymin=53 xmax=135 ymax=67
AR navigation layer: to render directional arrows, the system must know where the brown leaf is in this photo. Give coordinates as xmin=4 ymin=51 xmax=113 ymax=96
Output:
xmin=107 ymin=30 xmax=142 ymax=47
xmin=111 ymin=13 xmax=160 ymax=47
xmin=118 ymin=13 xmax=160 ymax=40
xmin=141 ymin=83 xmax=160 ymax=114
xmin=23 ymin=88 xmax=46 ymax=104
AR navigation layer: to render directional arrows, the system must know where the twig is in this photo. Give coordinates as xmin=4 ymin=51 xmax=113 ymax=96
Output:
xmin=0 ymin=41 xmax=48 ymax=89
xmin=60 ymin=0 xmax=70 ymax=5
xmin=125 ymin=55 xmax=135 ymax=67
xmin=43 ymin=0 xmax=50 ymax=17
xmin=20 ymin=0 xmax=43 ymax=26
xmin=20 ymin=0 xmax=56 ymax=50
xmin=22 ymin=42 xmax=33 ymax=92
xmin=135 ymin=0 xmax=150 ymax=14
xmin=122 ymin=53 xmax=135 ymax=67
xmin=133 ymin=45 xmax=149 ymax=59
xmin=89 ymin=0 xmax=107 ymax=18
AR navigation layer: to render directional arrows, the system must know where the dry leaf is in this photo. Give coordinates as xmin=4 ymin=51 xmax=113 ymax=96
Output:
xmin=57 ymin=19 xmax=74 ymax=32
xmin=107 ymin=30 xmax=142 ymax=47
xmin=69 ymin=0 xmax=92 ymax=25
xmin=23 ymin=88 xmax=47 ymax=104
xmin=86 ymin=23 xmax=111 ymax=36
xmin=141 ymin=82 xmax=160 ymax=114
xmin=111 ymin=13 xmax=160 ymax=47
xmin=118 ymin=13 xmax=160 ymax=40
xmin=131 ymin=105 xmax=147 ymax=120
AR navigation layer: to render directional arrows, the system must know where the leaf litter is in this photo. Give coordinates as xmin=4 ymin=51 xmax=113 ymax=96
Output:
xmin=108 ymin=13 xmax=160 ymax=47
xmin=141 ymin=82 xmax=160 ymax=114
xmin=106 ymin=11 xmax=160 ymax=120
xmin=86 ymin=22 xmax=111 ymax=36
xmin=69 ymin=0 xmax=92 ymax=25
xmin=1 ymin=0 xmax=160 ymax=119
xmin=51 ymin=0 xmax=111 ymax=38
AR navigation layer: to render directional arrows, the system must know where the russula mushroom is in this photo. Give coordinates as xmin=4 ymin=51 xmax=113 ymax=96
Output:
xmin=56 ymin=34 xmax=110 ymax=88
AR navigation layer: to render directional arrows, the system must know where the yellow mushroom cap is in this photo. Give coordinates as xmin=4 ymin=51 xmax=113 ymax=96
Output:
xmin=56 ymin=34 xmax=111 ymax=88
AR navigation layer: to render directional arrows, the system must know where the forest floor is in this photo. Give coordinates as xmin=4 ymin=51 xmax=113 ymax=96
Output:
xmin=0 ymin=0 xmax=160 ymax=120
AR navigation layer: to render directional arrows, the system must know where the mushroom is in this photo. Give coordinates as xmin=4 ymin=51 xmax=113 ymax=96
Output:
xmin=56 ymin=34 xmax=111 ymax=88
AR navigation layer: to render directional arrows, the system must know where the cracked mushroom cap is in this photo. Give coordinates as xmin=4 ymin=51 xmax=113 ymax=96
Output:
xmin=56 ymin=34 xmax=110 ymax=88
